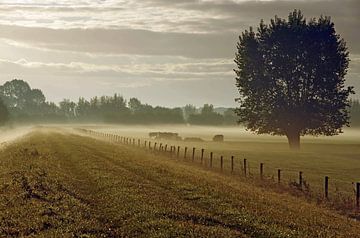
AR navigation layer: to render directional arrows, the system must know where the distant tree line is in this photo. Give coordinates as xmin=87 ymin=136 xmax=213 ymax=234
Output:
xmin=0 ymin=79 xmax=238 ymax=126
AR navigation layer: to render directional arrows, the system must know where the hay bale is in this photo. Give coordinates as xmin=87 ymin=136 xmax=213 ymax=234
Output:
xmin=212 ymin=134 xmax=224 ymax=142
xmin=149 ymin=132 xmax=182 ymax=140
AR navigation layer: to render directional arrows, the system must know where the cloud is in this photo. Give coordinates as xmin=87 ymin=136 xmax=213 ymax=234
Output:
xmin=0 ymin=25 xmax=237 ymax=58
xmin=0 ymin=57 xmax=234 ymax=81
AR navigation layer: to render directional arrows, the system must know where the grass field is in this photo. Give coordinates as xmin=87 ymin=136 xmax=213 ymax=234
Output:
xmin=84 ymin=124 xmax=360 ymax=197
xmin=0 ymin=127 xmax=360 ymax=237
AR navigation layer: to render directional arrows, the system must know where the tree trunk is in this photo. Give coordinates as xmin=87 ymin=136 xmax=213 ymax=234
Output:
xmin=286 ymin=131 xmax=300 ymax=150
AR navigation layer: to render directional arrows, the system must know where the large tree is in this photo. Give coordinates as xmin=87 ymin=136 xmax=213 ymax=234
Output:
xmin=0 ymin=79 xmax=46 ymax=115
xmin=234 ymin=10 xmax=354 ymax=149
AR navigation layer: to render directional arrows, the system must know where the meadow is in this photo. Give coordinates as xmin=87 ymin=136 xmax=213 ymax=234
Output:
xmin=0 ymin=127 xmax=360 ymax=237
xmin=87 ymin=124 xmax=360 ymax=198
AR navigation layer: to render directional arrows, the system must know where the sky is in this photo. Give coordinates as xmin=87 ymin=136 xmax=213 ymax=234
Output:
xmin=0 ymin=0 xmax=358 ymax=107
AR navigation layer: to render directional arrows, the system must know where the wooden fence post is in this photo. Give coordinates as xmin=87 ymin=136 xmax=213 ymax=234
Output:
xmin=231 ymin=156 xmax=234 ymax=174
xmin=184 ymin=147 xmax=188 ymax=159
xmin=165 ymin=144 xmax=168 ymax=152
xmin=192 ymin=147 xmax=195 ymax=162
xmin=201 ymin=149 xmax=204 ymax=164
xmin=220 ymin=156 xmax=223 ymax=171
xmin=356 ymin=182 xmax=360 ymax=209
xmin=149 ymin=141 xmax=151 ymax=150
xmin=243 ymin=159 xmax=247 ymax=177
xmin=299 ymin=171 xmax=303 ymax=189
xmin=277 ymin=169 xmax=281 ymax=184
xmin=210 ymin=152 xmax=213 ymax=168
xmin=260 ymin=163 xmax=264 ymax=180
xmin=324 ymin=176 xmax=329 ymax=199
xmin=177 ymin=146 xmax=180 ymax=158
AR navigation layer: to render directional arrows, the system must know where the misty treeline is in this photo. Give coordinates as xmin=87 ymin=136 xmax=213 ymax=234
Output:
xmin=0 ymin=79 xmax=237 ymax=125
xmin=350 ymin=100 xmax=360 ymax=127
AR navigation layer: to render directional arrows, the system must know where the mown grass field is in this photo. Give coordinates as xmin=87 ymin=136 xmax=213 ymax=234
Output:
xmin=89 ymin=125 xmax=360 ymax=197
xmin=0 ymin=127 xmax=360 ymax=237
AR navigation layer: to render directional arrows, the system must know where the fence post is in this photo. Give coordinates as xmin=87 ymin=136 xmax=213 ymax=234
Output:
xmin=260 ymin=163 xmax=264 ymax=180
xmin=201 ymin=149 xmax=204 ymax=164
xmin=177 ymin=146 xmax=180 ymax=158
xmin=324 ymin=176 xmax=329 ymax=199
xmin=220 ymin=156 xmax=223 ymax=171
xmin=149 ymin=141 xmax=151 ymax=150
xmin=154 ymin=143 xmax=157 ymax=151
xmin=356 ymin=182 xmax=360 ymax=209
xmin=165 ymin=144 xmax=168 ymax=152
xmin=192 ymin=147 xmax=195 ymax=162
xmin=184 ymin=147 xmax=188 ymax=159
xmin=210 ymin=152 xmax=213 ymax=168
xmin=243 ymin=159 xmax=247 ymax=177
xmin=277 ymin=169 xmax=281 ymax=184
xmin=231 ymin=156 xmax=234 ymax=174
xmin=299 ymin=171 xmax=303 ymax=189
xmin=138 ymin=139 xmax=140 ymax=147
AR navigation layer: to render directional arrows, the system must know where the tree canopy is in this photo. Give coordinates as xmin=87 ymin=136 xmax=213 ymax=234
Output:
xmin=234 ymin=10 xmax=354 ymax=149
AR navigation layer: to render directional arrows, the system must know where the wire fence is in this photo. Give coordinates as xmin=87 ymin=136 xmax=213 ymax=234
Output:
xmin=76 ymin=128 xmax=360 ymax=211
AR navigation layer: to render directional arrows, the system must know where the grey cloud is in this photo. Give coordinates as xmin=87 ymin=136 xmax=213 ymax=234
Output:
xmin=0 ymin=25 xmax=237 ymax=58
xmin=144 ymin=0 xmax=360 ymax=53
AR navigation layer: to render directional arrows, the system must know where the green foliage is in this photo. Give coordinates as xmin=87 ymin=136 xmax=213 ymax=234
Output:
xmin=183 ymin=104 xmax=197 ymax=120
xmin=234 ymin=10 xmax=353 ymax=148
xmin=0 ymin=79 xmax=46 ymax=115
xmin=188 ymin=104 xmax=224 ymax=125
xmin=223 ymin=108 xmax=238 ymax=125
xmin=0 ymin=79 xmax=62 ymax=122
xmin=0 ymin=98 xmax=9 ymax=126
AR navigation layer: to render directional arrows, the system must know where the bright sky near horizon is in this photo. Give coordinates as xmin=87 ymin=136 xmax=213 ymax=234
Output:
xmin=0 ymin=0 xmax=358 ymax=107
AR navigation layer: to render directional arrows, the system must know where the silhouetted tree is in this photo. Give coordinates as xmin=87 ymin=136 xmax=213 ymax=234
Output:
xmin=188 ymin=104 xmax=224 ymax=125
xmin=183 ymin=104 xmax=197 ymax=120
xmin=0 ymin=79 xmax=50 ymax=120
xmin=235 ymin=10 xmax=353 ymax=149
xmin=223 ymin=108 xmax=237 ymax=125
xmin=59 ymin=99 xmax=77 ymax=119
xmin=128 ymin=98 xmax=142 ymax=113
